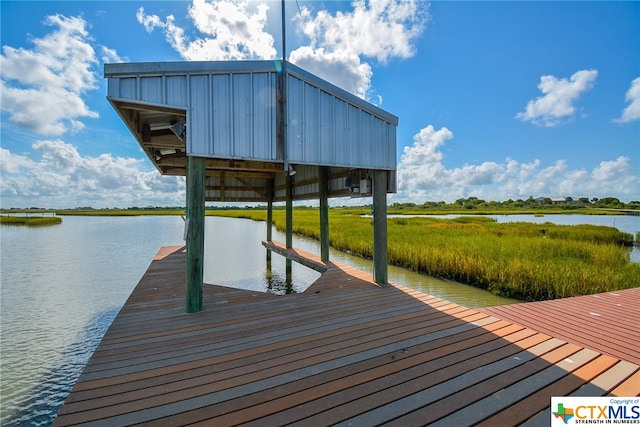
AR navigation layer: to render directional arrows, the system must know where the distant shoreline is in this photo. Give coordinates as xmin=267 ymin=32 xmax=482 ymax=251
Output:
xmin=0 ymin=206 xmax=637 ymax=217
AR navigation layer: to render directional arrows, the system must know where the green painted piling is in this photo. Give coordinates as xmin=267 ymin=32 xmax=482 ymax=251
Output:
xmin=186 ymin=156 xmax=205 ymax=313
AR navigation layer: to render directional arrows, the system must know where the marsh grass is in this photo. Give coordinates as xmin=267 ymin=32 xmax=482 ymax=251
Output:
xmin=212 ymin=209 xmax=640 ymax=301
xmin=0 ymin=216 xmax=62 ymax=226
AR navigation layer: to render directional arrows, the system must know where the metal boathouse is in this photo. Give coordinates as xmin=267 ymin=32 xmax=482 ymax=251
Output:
xmin=104 ymin=60 xmax=398 ymax=312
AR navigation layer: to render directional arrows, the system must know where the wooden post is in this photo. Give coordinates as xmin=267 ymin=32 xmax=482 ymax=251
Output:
xmin=286 ymin=174 xmax=293 ymax=249
xmin=285 ymin=173 xmax=293 ymax=282
xmin=266 ymin=179 xmax=274 ymax=266
xmin=373 ymin=170 xmax=388 ymax=286
xmin=186 ymin=155 xmax=205 ymax=313
xmin=319 ymin=166 xmax=330 ymax=262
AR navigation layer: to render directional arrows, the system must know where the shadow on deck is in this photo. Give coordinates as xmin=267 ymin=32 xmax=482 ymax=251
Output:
xmin=53 ymin=245 xmax=639 ymax=426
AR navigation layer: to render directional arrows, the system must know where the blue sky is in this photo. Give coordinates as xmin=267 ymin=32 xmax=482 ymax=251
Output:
xmin=1 ymin=1 xmax=638 ymax=208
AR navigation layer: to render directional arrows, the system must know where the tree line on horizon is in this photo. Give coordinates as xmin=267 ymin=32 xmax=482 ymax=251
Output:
xmin=391 ymin=196 xmax=640 ymax=211
xmin=3 ymin=196 xmax=638 ymax=212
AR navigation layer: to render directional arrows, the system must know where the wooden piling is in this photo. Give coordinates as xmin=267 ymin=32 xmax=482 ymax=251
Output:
xmin=266 ymin=179 xmax=274 ymax=265
xmin=373 ymin=170 xmax=388 ymax=286
xmin=319 ymin=166 xmax=330 ymax=262
xmin=185 ymin=155 xmax=205 ymax=313
xmin=285 ymin=173 xmax=293 ymax=281
xmin=285 ymin=174 xmax=293 ymax=249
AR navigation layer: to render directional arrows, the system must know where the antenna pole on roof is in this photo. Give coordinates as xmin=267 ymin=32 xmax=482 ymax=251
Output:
xmin=281 ymin=0 xmax=286 ymax=61
xmin=278 ymin=0 xmax=291 ymax=255
xmin=280 ymin=0 xmax=289 ymax=172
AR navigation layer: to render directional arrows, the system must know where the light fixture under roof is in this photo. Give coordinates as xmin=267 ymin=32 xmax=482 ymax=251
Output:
xmin=169 ymin=122 xmax=186 ymax=141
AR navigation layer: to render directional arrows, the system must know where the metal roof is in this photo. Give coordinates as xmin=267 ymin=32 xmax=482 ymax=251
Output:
xmin=104 ymin=60 xmax=398 ymax=202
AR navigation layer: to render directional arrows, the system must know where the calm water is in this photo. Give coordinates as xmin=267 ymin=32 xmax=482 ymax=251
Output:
xmin=0 ymin=213 xmax=637 ymax=425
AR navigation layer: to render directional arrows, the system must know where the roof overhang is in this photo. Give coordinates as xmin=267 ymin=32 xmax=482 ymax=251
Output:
xmin=105 ymin=60 xmax=398 ymax=202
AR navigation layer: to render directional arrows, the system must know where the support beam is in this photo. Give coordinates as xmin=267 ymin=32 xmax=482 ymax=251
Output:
xmin=285 ymin=173 xmax=293 ymax=282
xmin=318 ymin=166 xmax=330 ymax=262
xmin=266 ymin=179 xmax=274 ymax=264
xmin=286 ymin=174 xmax=293 ymax=249
xmin=373 ymin=170 xmax=388 ymax=286
xmin=186 ymin=156 xmax=206 ymax=312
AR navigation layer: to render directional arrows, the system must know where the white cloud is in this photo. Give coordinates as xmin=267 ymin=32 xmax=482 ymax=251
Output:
xmin=516 ymin=69 xmax=598 ymax=127
xmin=400 ymin=125 xmax=450 ymax=166
xmin=136 ymin=0 xmax=276 ymax=61
xmin=0 ymin=148 xmax=37 ymax=174
xmin=294 ymin=0 xmax=426 ymax=63
xmin=290 ymin=0 xmax=427 ymax=98
xmin=101 ymin=46 xmax=126 ymax=64
xmin=288 ymin=46 xmax=373 ymax=98
xmin=0 ymin=140 xmax=184 ymax=208
xmin=136 ymin=0 xmax=428 ymax=100
xmin=396 ymin=125 xmax=640 ymax=202
xmin=592 ymin=156 xmax=632 ymax=182
xmin=613 ymin=77 xmax=640 ymax=123
xmin=0 ymin=14 xmax=101 ymax=135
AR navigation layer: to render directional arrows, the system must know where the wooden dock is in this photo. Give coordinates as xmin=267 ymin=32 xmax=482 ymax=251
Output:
xmin=479 ymin=288 xmax=640 ymax=366
xmin=54 ymin=245 xmax=639 ymax=426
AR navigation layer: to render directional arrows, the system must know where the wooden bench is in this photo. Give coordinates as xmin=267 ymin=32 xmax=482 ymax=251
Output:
xmin=261 ymin=240 xmax=328 ymax=273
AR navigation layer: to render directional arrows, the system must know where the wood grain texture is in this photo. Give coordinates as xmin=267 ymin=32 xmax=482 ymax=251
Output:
xmin=53 ymin=246 xmax=640 ymax=426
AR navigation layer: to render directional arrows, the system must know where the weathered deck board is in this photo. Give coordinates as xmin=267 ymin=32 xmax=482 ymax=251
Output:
xmin=54 ymin=245 xmax=639 ymax=426
xmin=479 ymin=288 xmax=640 ymax=365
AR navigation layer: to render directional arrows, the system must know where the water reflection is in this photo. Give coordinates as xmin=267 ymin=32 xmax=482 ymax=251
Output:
xmin=1 ymin=216 xmax=185 ymax=426
xmin=264 ymin=267 xmax=295 ymax=295
xmin=1 ymin=309 xmax=119 ymax=427
xmin=203 ymin=216 xmax=320 ymax=293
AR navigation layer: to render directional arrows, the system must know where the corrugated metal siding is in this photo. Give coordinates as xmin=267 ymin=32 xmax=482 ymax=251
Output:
xmin=106 ymin=69 xmax=277 ymax=161
xmin=252 ymin=72 xmax=276 ymax=160
xmin=211 ymin=74 xmax=232 ymax=157
xmin=232 ymin=73 xmax=252 ymax=158
xmin=286 ymin=73 xmax=395 ymax=169
xmin=333 ymin=99 xmax=348 ymax=167
xmin=105 ymin=60 xmax=396 ymax=170
xmin=204 ymin=176 xmax=270 ymax=202
xmin=190 ymin=71 xmax=277 ymax=160
xmin=119 ymin=78 xmax=137 ymax=101
xmin=287 ymin=76 xmax=304 ymax=163
xmin=166 ymin=76 xmax=188 ymax=107
xmin=294 ymin=164 xmax=319 ymax=198
xmin=270 ymin=165 xmax=369 ymax=201
xmin=387 ymin=122 xmax=397 ymax=167
xmin=303 ymin=83 xmax=319 ymax=163
xmin=328 ymin=172 xmax=347 ymax=194
xmin=348 ymin=104 xmax=361 ymax=167
xmin=188 ymin=75 xmax=209 ymax=156
xmin=140 ymin=77 xmax=162 ymax=104
xmin=319 ymin=90 xmax=334 ymax=164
